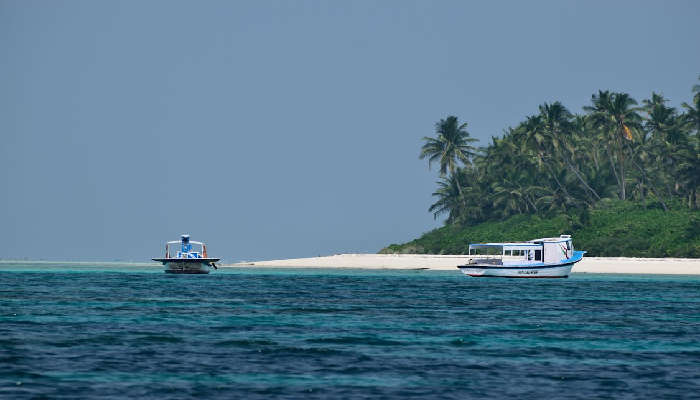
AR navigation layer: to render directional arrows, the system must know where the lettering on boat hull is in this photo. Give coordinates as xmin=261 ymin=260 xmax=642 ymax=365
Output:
xmin=458 ymin=263 xmax=575 ymax=279
xmin=518 ymin=270 xmax=538 ymax=275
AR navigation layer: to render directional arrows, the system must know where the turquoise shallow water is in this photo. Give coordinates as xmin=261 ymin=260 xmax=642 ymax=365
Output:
xmin=1 ymin=262 xmax=700 ymax=399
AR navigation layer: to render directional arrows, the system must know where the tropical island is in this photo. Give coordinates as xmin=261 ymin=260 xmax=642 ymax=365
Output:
xmin=382 ymin=78 xmax=700 ymax=258
xmin=233 ymin=78 xmax=700 ymax=271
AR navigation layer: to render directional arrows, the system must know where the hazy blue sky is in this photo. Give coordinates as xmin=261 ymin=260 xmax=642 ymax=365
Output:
xmin=2 ymin=1 xmax=699 ymax=261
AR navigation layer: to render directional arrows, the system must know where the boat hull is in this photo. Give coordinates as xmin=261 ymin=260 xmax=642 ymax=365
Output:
xmin=164 ymin=262 xmax=211 ymax=274
xmin=152 ymin=258 xmax=220 ymax=274
xmin=457 ymin=263 xmax=575 ymax=278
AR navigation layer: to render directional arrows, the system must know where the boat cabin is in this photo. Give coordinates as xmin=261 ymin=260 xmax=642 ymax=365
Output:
xmin=165 ymin=234 xmax=209 ymax=259
xmin=468 ymin=235 xmax=574 ymax=265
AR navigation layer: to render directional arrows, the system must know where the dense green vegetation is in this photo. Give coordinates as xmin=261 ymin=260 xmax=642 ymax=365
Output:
xmin=381 ymin=201 xmax=700 ymax=257
xmin=386 ymin=77 xmax=700 ymax=257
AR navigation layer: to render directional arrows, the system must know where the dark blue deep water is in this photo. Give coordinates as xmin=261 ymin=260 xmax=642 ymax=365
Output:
xmin=1 ymin=262 xmax=700 ymax=399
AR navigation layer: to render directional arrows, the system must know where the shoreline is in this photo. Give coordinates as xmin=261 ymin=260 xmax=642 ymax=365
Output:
xmin=227 ymin=254 xmax=700 ymax=275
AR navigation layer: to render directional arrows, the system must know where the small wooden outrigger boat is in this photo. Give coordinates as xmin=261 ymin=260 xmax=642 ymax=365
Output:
xmin=457 ymin=235 xmax=585 ymax=278
xmin=153 ymin=234 xmax=220 ymax=274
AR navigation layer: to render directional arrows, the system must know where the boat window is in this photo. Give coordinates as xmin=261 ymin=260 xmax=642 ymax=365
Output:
xmin=471 ymin=246 xmax=502 ymax=256
xmin=534 ymin=250 xmax=542 ymax=261
xmin=504 ymin=250 xmax=511 ymax=256
xmin=566 ymin=241 xmax=571 ymax=250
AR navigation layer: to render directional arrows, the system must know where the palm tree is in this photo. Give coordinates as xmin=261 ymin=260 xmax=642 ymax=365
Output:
xmin=679 ymin=76 xmax=700 ymax=208
xmin=535 ymin=180 xmax=580 ymax=212
xmin=676 ymin=134 xmax=700 ymax=209
xmin=584 ymin=91 xmax=642 ymax=200
xmin=681 ymin=76 xmax=700 ymax=134
xmin=420 ymin=116 xmax=479 ymax=208
xmin=428 ymin=173 xmax=463 ymax=223
xmin=519 ymin=115 xmax=573 ymax=200
xmin=490 ymin=177 xmax=540 ymax=217
xmin=683 ymin=97 xmax=700 ymax=134
xmin=538 ymin=102 xmax=601 ymax=202
xmin=643 ymin=92 xmax=677 ymax=145
xmin=634 ymin=92 xmax=681 ymax=209
xmin=429 ymin=168 xmax=488 ymax=224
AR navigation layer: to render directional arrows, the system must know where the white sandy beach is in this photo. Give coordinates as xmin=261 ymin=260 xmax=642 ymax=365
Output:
xmin=227 ymin=254 xmax=700 ymax=275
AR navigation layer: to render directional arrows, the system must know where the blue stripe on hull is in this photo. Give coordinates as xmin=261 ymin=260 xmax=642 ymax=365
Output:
xmin=459 ymin=262 xmax=575 ymax=270
xmin=468 ymin=275 xmax=569 ymax=278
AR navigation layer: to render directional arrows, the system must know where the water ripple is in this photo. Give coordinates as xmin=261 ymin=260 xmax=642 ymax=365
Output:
xmin=1 ymin=264 xmax=700 ymax=399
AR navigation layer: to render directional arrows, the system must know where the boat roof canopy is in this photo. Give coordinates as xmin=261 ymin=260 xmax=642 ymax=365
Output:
xmin=469 ymin=243 xmax=542 ymax=250
xmin=469 ymin=235 xmax=572 ymax=250
xmin=529 ymin=235 xmax=572 ymax=243
xmin=167 ymin=240 xmax=204 ymax=245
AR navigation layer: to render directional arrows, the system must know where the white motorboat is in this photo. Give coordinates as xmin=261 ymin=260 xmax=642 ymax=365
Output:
xmin=457 ymin=235 xmax=585 ymax=278
xmin=153 ymin=234 xmax=220 ymax=274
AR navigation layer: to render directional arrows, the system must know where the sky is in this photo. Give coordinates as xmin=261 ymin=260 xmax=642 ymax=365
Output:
xmin=1 ymin=0 xmax=699 ymax=261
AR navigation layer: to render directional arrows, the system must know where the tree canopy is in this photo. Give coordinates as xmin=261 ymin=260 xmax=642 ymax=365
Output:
xmin=421 ymin=77 xmax=700 ymax=227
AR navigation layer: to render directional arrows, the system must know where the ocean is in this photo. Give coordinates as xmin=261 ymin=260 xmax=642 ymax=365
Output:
xmin=1 ymin=262 xmax=699 ymax=399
